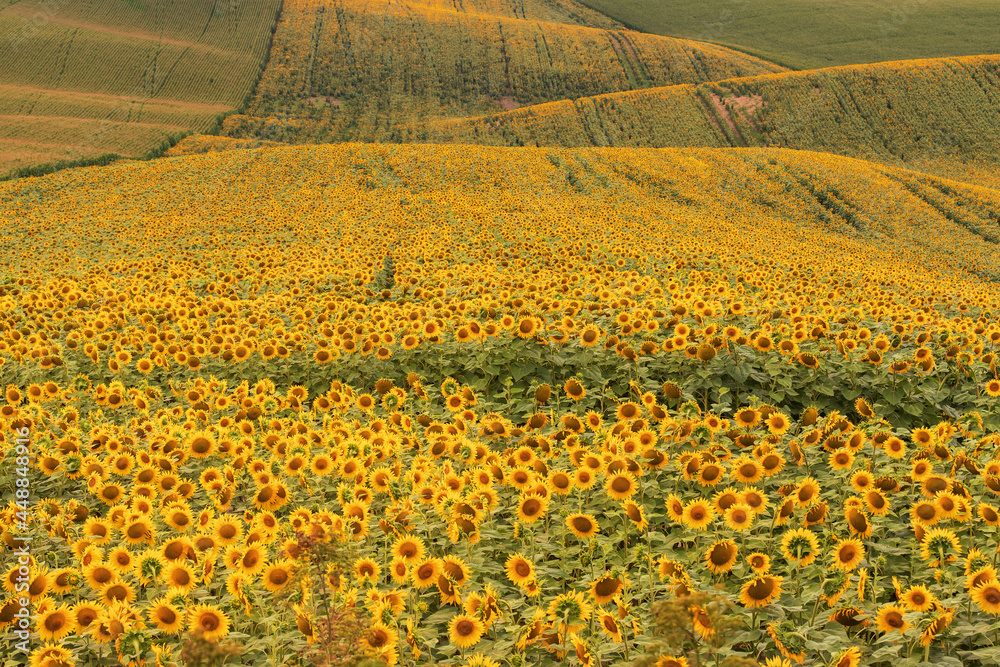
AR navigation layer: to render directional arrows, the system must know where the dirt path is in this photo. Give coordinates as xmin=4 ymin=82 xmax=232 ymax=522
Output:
xmin=0 ymin=83 xmax=232 ymax=113
xmin=708 ymin=92 xmax=764 ymax=132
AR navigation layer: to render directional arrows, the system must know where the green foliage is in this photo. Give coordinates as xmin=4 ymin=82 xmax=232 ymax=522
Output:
xmin=575 ymin=0 xmax=1000 ymax=70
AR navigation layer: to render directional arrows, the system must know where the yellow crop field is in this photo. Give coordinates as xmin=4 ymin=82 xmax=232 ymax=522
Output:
xmin=0 ymin=0 xmax=282 ymax=176
xmin=216 ymin=0 xmax=785 ymax=145
xmin=3 ymin=143 xmax=1000 ymax=666
xmin=422 ymin=55 xmax=1000 ymax=181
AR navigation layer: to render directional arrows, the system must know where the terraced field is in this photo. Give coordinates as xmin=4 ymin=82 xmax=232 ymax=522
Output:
xmin=0 ymin=0 xmax=281 ymax=175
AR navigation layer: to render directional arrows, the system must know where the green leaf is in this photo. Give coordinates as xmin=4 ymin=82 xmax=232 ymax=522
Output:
xmin=728 ymin=363 xmax=751 ymax=384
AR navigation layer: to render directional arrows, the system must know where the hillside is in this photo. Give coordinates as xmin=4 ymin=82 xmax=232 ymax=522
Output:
xmin=213 ymin=0 xmax=786 ymax=145
xmin=3 ymin=145 xmax=999 ymax=388
xmin=0 ymin=0 xmax=281 ymax=176
xmin=421 ymin=54 xmax=1000 ymax=182
xmin=576 ymin=0 xmax=1000 ymax=70
xmin=7 ymin=1 xmax=1000 ymax=665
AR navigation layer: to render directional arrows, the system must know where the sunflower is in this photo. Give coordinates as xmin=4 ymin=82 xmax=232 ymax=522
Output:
xmin=980 ymin=503 xmax=1000 ymax=526
xmin=363 ymin=622 xmax=399 ymax=656
xmin=566 ymin=513 xmax=599 ymax=539
xmin=797 ymin=353 xmax=819 ymax=369
xmin=36 ymin=604 xmax=74 ymax=642
xmin=690 ymin=605 xmax=715 ymax=639
xmin=739 ymin=575 xmax=783 ymax=609
xmin=665 ymin=494 xmax=685 ymax=523
xmin=854 ymin=398 xmax=875 ymax=419
xmin=623 ymin=501 xmax=648 ymax=531
xmin=100 ymin=580 xmax=135 ymax=605
xmin=97 ymin=482 xmax=125 ymax=505
xmin=747 ymin=552 xmax=771 ymax=574
xmin=505 ymin=553 xmax=535 ymax=587
xmin=972 ymin=581 xmax=1000 ymax=614
xmin=828 ymin=606 xmax=867 ymax=629
xmin=795 ymin=478 xmax=821 ymax=507
xmin=590 ymin=572 xmax=626 ymax=604
xmin=780 ymin=528 xmax=819 ymax=567
xmin=705 ymin=540 xmax=738 ymax=574
xmin=147 ymin=597 xmax=184 ymax=633
xmin=831 ymin=647 xmax=862 ymax=667
xmin=516 ymin=494 xmax=548 ymax=524
xmin=392 ymin=535 xmax=425 ymax=563
xmin=546 ymin=591 xmax=592 ymax=634
xmin=164 ymin=505 xmax=193 ymax=532
xmin=829 ymin=450 xmax=854 ymax=470
xmin=911 ymin=500 xmax=939 ymax=526
xmin=713 ymin=487 xmax=740 ymax=513
xmin=354 ymin=558 xmax=381 ymax=585
xmin=766 ymin=412 xmax=790 ymax=436
xmin=563 ymin=378 xmax=586 ymax=401
xmin=604 ymin=472 xmax=637 ymax=500
xmin=189 ymin=603 xmax=230 ymax=641
xmin=162 ymin=562 xmax=197 ymax=594
xmin=213 ymin=518 xmax=243 ymax=546
xmin=682 ymin=499 xmax=716 ymax=531
xmin=597 ymin=608 xmax=623 ymax=643
xmin=82 ymin=516 xmax=112 ymax=544
xmin=902 ymin=585 xmax=936 ymax=612
xmin=875 ymin=604 xmax=908 ymax=634
xmin=696 ymin=462 xmax=724 ymax=487
xmin=50 ymin=567 xmax=79 ymax=593
xmin=449 ymin=614 xmax=485 ymax=649
xmin=388 ymin=558 xmax=409 ymax=584
xmin=547 ymin=470 xmax=574 ymax=495
xmin=987 ymin=380 xmax=1000 ymax=398
xmin=412 ymin=558 xmax=442 ymax=589
xmin=734 ymin=408 xmax=759 ymax=429
xmin=920 ymin=527 xmax=961 ymax=566
xmin=615 ymin=402 xmax=640 ymax=421
xmin=920 ymin=608 xmax=955 ymax=647
xmin=724 ymin=503 xmax=755 ymax=531
xmin=730 ymin=456 xmax=763 ymax=484
xmin=831 ymin=539 xmax=864 ymax=571
xmin=83 ymin=563 xmax=117 ymax=590
xmin=236 ymin=545 xmax=267 ymax=576
xmin=261 ymin=560 xmax=295 ymax=593
xmin=845 ymin=507 xmax=872 ymax=538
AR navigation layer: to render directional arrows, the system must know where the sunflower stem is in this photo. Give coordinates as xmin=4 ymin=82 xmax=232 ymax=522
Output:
xmin=808 ymin=596 xmax=821 ymax=627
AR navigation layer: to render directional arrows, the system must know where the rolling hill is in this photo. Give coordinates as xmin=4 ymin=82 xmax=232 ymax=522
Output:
xmin=213 ymin=0 xmax=786 ymax=145
xmin=5 ymin=2 xmax=1000 ymax=666
xmin=417 ymin=54 xmax=1000 ymax=184
xmin=0 ymin=0 xmax=281 ymax=176
xmin=0 ymin=144 xmax=1000 ymax=423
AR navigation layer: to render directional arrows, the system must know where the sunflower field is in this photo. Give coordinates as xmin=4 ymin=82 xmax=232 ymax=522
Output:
xmin=216 ymin=0 xmax=783 ymax=146
xmin=423 ymin=54 xmax=1000 ymax=179
xmin=3 ymin=143 xmax=1000 ymax=667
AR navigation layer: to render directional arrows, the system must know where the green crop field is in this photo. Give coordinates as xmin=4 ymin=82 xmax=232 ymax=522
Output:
xmin=0 ymin=0 xmax=281 ymax=176
xmin=575 ymin=0 xmax=1000 ymax=70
